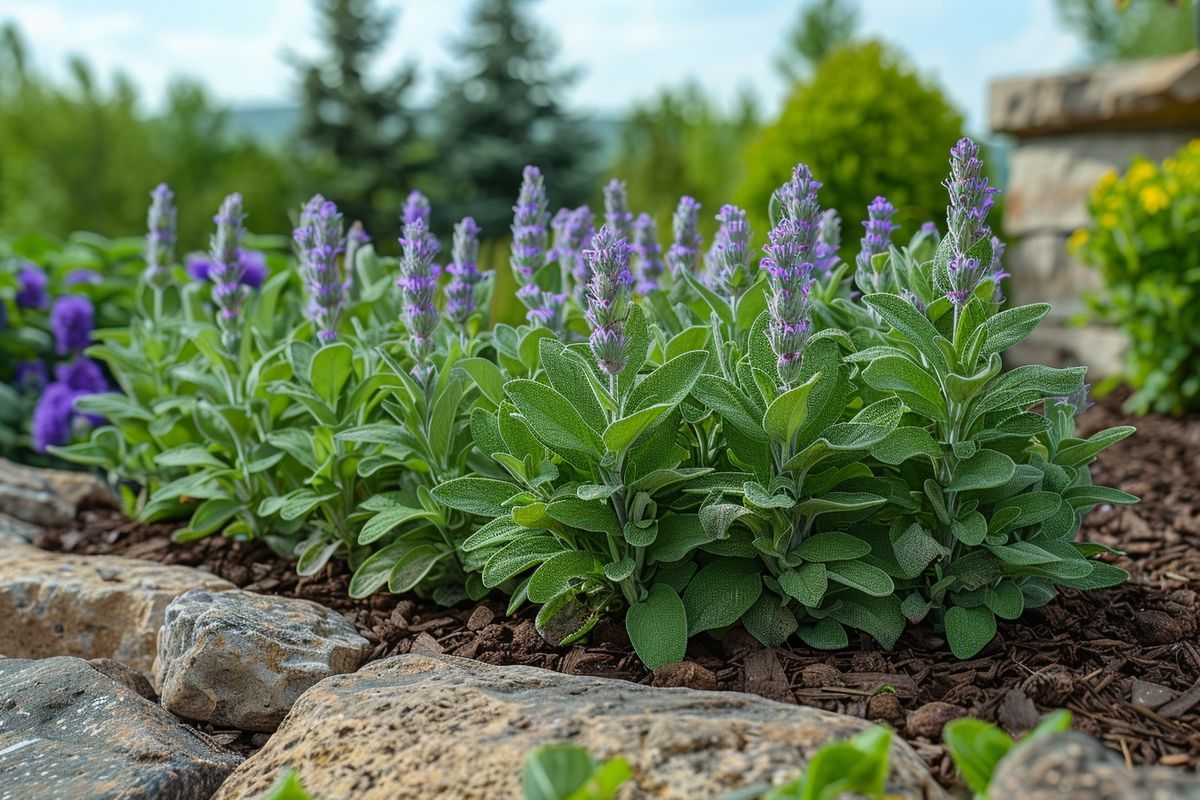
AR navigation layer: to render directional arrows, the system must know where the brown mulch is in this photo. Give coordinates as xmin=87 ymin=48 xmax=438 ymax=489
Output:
xmin=33 ymin=388 xmax=1200 ymax=781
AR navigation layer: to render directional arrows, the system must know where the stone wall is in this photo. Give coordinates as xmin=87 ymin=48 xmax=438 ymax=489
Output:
xmin=989 ymin=51 xmax=1200 ymax=374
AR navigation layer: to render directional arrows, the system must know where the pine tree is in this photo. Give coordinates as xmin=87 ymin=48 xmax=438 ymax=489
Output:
xmin=293 ymin=0 xmax=423 ymax=239
xmin=431 ymin=0 xmax=596 ymax=238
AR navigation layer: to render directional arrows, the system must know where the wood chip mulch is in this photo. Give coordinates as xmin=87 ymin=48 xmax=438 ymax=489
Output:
xmin=34 ymin=388 xmax=1200 ymax=784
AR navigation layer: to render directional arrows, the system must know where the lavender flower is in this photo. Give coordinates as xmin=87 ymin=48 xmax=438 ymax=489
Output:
xmin=64 ymin=269 xmax=102 ymax=286
xmin=667 ymin=196 xmax=702 ymax=278
xmin=14 ymin=361 xmax=48 ymax=393
xmin=525 ymin=292 xmax=569 ymax=332
xmin=632 ymin=213 xmax=665 ymax=294
xmin=603 ymin=179 xmax=634 ymax=244
xmin=551 ymin=206 xmax=595 ymax=299
xmin=56 ymin=357 xmax=107 ymax=394
xmin=32 ymin=383 xmax=77 ymax=452
xmin=855 ymin=196 xmax=899 ymax=294
xmin=445 ymin=216 xmax=485 ymax=324
xmin=815 ymin=209 xmax=841 ymax=272
xmin=762 ymin=218 xmax=815 ymax=389
xmin=942 ymin=138 xmax=1000 ymax=307
xmin=16 ymin=264 xmax=48 ymax=310
xmin=510 ymin=166 xmax=562 ymax=329
xmin=710 ymin=205 xmax=754 ymax=302
xmin=345 ymin=222 xmax=370 ymax=276
xmin=294 ymin=195 xmax=348 ymax=344
xmin=144 ymin=183 xmax=177 ymax=290
xmin=185 ymin=250 xmax=267 ymax=288
xmin=919 ymin=221 xmax=939 ymax=238
xmin=397 ymin=216 xmax=441 ymax=374
xmin=208 ymin=194 xmax=247 ymax=349
xmin=583 ymin=225 xmax=634 ymax=375
xmin=989 ymin=235 xmax=1009 ymax=302
xmin=773 ymin=164 xmax=824 ymax=254
xmin=50 ymin=295 xmax=94 ymax=355
xmin=403 ymin=190 xmax=431 ymax=227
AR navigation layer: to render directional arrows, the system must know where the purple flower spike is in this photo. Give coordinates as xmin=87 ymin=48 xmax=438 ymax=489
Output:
xmin=50 ymin=295 xmax=94 ymax=355
xmin=14 ymin=361 xmax=48 ymax=394
xmin=511 ymin=166 xmax=564 ymax=330
xmin=144 ymin=183 xmax=177 ymax=290
xmin=344 ymin=221 xmax=370 ymax=280
xmin=397 ymin=216 xmax=441 ymax=373
xmin=667 ymin=196 xmax=702 ymax=278
xmin=551 ymin=206 xmax=595 ymax=300
xmin=815 ymin=209 xmax=841 ymax=272
xmin=855 ymin=196 xmax=899 ymax=294
xmin=208 ymin=193 xmax=247 ymax=349
xmin=583 ymin=224 xmax=634 ymax=376
xmin=919 ymin=221 xmax=939 ymax=238
xmin=773 ymin=164 xmax=825 ymax=255
xmin=989 ymin=235 xmax=1009 ymax=303
xmin=16 ymin=264 xmax=48 ymax=310
xmin=402 ymin=190 xmax=431 ymax=228
xmin=710 ymin=204 xmax=754 ymax=302
xmin=446 ymin=216 xmax=486 ymax=324
xmin=56 ymin=357 xmax=107 ymax=394
xmin=185 ymin=250 xmax=265 ymax=288
xmin=603 ymin=179 xmax=634 ymax=244
xmin=295 ymin=195 xmax=348 ymax=343
xmin=761 ymin=218 xmax=816 ymax=389
xmin=942 ymin=137 xmax=1000 ymax=307
xmin=32 ymin=383 xmax=78 ymax=452
xmin=65 ymin=269 xmax=102 ymax=286
xmin=632 ymin=213 xmax=664 ymax=294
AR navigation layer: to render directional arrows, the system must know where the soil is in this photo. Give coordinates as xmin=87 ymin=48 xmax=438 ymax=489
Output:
xmin=33 ymin=388 xmax=1200 ymax=783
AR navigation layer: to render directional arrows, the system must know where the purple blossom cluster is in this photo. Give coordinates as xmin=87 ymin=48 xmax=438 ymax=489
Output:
xmin=815 ymin=209 xmax=841 ymax=272
xmin=186 ymin=251 xmax=268 ymax=288
xmin=943 ymin=137 xmax=1001 ymax=307
xmin=445 ymin=216 xmax=485 ymax=324
xmin=667 ymin=196 xmax=702 ymax=278
xmin=144 ymin=183 xmax=177 ymax=290
xmin=855 ymin=196 xmax=899 ymax=294
xmin=583 ymin=225 xmax=634 ymax=375
xmin=49 ymin=295 xmax=94 ymax=355
xmin=603 ymin=179 xmax=634 ymax=244
xmin=294 ymin=195 xmax=348 ymax=344
xmin=762 ymin=218 xmax=816 ymax=389
xmin=710 ymin=204 xmax=754 ymax=303
xmin=30 ymin=357 xmax=108 ymax=453
xmin=631 ymin=213 xmax=664 ymax=294
xmin=16 ymin=264 xmax=48 ymax=310
xmin=397 ymin=214 xmax=441 ymax=373
xmin=551 ymin=206 xmax=595 ymax=299
xmin=403 ymin=190 xmax=431 ymax=228
xmin=208 ymin=194 xmax=248 ymax=349
xmin=510 ymin=166 xmax=564 ymax=330
xmin=774 ymin=165 xmax=825 ymax=254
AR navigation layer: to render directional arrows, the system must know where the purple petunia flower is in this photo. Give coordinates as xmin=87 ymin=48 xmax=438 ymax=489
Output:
xmin=144 ymin=183 xmax=177 ymax=290
xmin=632 ymin=213 xmax=665 ymax=294
xmin=208 ymin=193 xmax=248 ymax=348
xmin=16 ymin=264 xmax=48 ymax=310
xmin=667 ymin=196 xmax=702 ymax=278
xmin=64 ymin=269 xmax=102 ymax=286
xmin=710 ymin=204 xmax=754 ymax=303
xmin=762 ymin=215 xmax=817 ymax=390
xmin=397 ymin=216 xmax=441 ymax=376
xmin=14 ymin=361 xmax=48 ymax=393
xmin=50 ymin=295 xmax=94 ymax=355
xmin=445 ymin=216 xmax=486 ymax=325
xmin=583 ymin=225 xmax=634 ymax=376
xmin=295 ymin=195 xmax=348 ymax=343
xmin=855 ymin=196 xmax=899 ymax=295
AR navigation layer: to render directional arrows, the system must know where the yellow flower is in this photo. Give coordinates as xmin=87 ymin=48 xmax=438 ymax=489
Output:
xmin=1100 ymin=213 xmax=1119 ymax=229
xmin=1067 ymin=228 xmax=1089 ymax=252
xmin=1140 ymin=186 xmax=1170 ymax=214
xmin=1126 ymin=161 xmax=1156 ymax=188
xmin=1096 ymin=170 xmax=1119 ymax=191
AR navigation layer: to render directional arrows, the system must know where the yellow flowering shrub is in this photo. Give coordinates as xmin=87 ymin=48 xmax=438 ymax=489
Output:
xmin=1070 ymin=140 xmax=1200 ymax=413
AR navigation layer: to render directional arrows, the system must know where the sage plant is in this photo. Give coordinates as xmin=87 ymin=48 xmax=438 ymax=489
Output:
xmin=208 ymin=193 xmax=247 ymax=351
xmin=941 ymin=137 xmax=998 ymax=309
xmin=294 ymin=195 xmax=347 ymax=343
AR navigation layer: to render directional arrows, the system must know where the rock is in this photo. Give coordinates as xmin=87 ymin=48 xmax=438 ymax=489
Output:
xmin=212 ymin=654 xmax=947 ymax=800
xmin=155 ymin=588 xmax=370 ymax=732
xmin=905 ymin=701 xmax=968 ymax=740
xmin=652 ymin=661 xmax=718 ymax=691
xmin=0 ymin=656 xmax=241 ymax=800
xmin=0 ymin=458 xmax=115 ymax=527
xmin=466 ymin=605 xmax=495 ymax=631
xmin=0 ymin=542 xmax=233 ymax=673
xmin=990 ymin=51 xmax=1200 ymax=137
xmin=88 ymin=657 xmax=156 ymax=700
xmin=800 ymin=663 xmax=843 ymax=688
xmin=866 ymin=693 xmax=905 ymax=726
xmin=1136 ymin=609 xmax=1187 ymax=645
xmin=989 ymin=731 xmax=1200 ymax=799
xmin=1132 ymin=678 xmax=1178 ymax=709
xmin=0 ymin=511 xmax=42 ymax=543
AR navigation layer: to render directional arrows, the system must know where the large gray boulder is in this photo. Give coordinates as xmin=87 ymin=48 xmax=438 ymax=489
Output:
xmin=989 ymin=731 xmax=1200 ymax=800
xmin=155 ymin=588 xmax=371 ymax=732
xmin=0 ymin=457 xmax=115 ymax=527
xmin=0 ymin=541 xmax=233 ymax=674
xmin=0 ymin=656 xmax=241 ymax=800
xmin=212 ymin=653 xmax=947 ymax=800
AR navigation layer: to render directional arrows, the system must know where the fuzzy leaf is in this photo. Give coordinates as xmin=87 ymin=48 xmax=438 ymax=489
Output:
xmin=626 ymin=583 xmax=688 ymax=669
xmin=432 ymin=477 xmax=520 ymax=517
xmin=682 ymin=558 xmax=762 ymax=635
xmin=944 ymin=605 xmax=997 ymax=659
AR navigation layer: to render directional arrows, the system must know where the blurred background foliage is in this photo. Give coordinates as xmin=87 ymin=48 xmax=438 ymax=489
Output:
xmin=0 ymin=0 xmax=1194 ymax=261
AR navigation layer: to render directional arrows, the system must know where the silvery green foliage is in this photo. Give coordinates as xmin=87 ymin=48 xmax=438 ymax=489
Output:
xmin=58 ymin=139 xmax=1136 ymax=668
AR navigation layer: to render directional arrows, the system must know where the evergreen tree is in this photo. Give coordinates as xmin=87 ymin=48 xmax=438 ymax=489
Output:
xmin=776 ymin=0 xmax=860 ymax=83
xmin=431 ymin=0 xmax=596 ymax=238
xmin=293 ymin=0 xmax=423 ymax=239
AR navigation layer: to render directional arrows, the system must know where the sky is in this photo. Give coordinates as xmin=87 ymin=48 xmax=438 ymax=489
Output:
xmin=0 ymin=0 xmax=1086 ymax=134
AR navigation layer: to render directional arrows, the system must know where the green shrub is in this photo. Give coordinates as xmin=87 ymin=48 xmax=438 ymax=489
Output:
xmin=737 ymin=41 xmax=965 ymax=241
xmin=1070 ymin=139 xmax=1200 ymax=414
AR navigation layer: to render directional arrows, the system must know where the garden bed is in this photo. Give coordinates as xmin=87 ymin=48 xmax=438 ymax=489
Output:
xmin=32 ymin=389 xmax=1200 ymax=784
